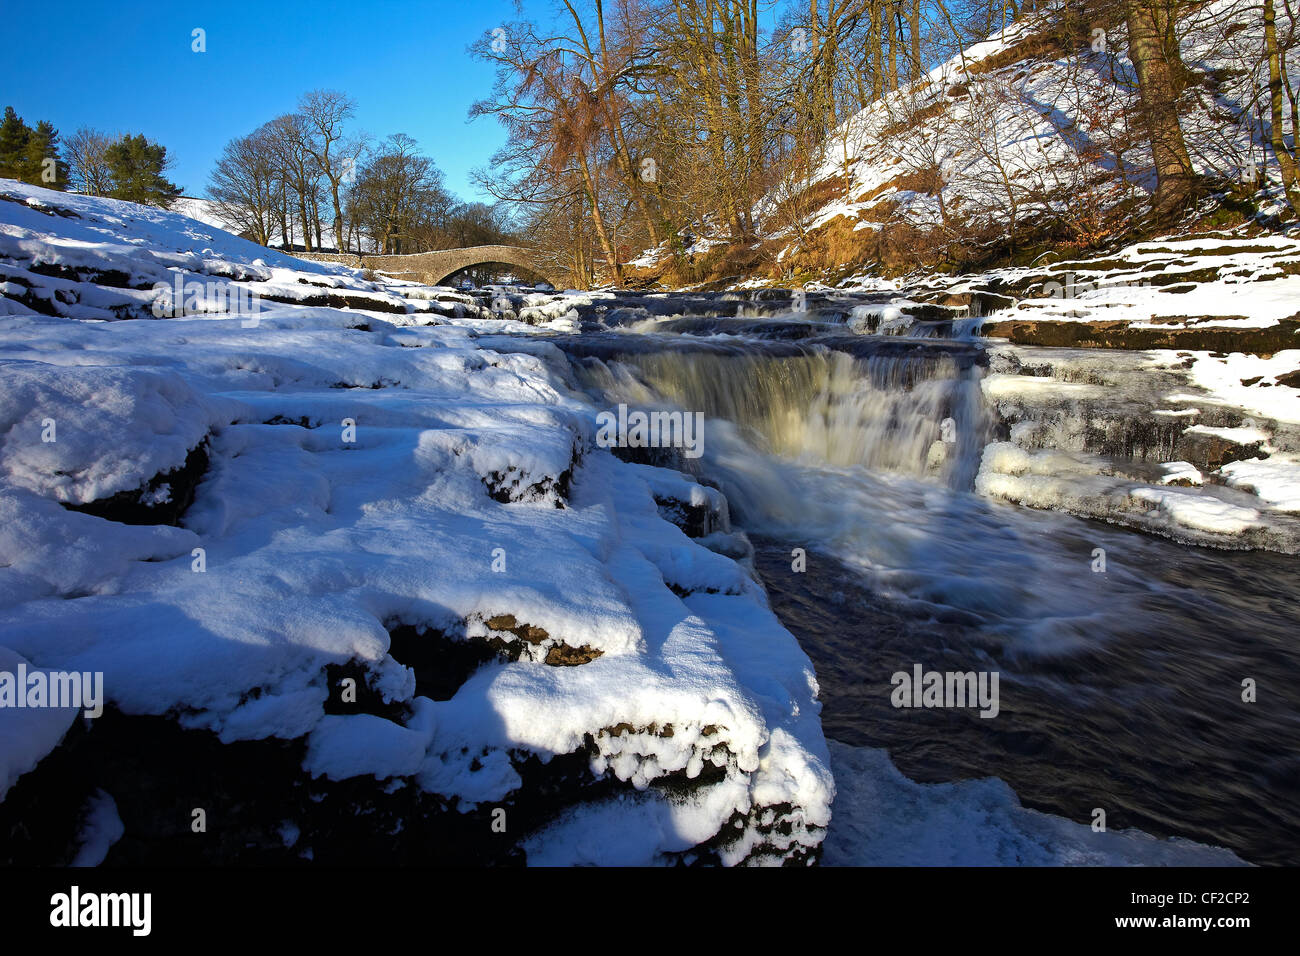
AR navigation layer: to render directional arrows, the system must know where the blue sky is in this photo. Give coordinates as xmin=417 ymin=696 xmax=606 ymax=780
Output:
xmin=4 ymin=0 xmax=525 ymax=202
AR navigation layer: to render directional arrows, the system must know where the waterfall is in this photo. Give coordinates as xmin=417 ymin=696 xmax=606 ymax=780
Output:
xmin=572 ymin=344 xmax=991 ymax=490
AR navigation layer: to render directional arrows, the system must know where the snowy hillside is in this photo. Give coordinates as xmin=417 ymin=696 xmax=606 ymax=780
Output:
xmin=777 ymin=0 xmax=1297 ymax=256
xmin=171 ymin=196 xmax=360 ymax=254
xmin=0 ymin=181 xmax=832 ymax=865
xmin=0 ymin=186 xmax=418 ymax=319
xmin=617 ymin=0 xmax=1299 ymax=283
xmin=169 ymin=197 xmax=246 ymax=237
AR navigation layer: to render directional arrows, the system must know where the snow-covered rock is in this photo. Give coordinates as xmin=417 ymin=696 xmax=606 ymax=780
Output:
xmin=0 ymin=183 xmax=833 ymax=865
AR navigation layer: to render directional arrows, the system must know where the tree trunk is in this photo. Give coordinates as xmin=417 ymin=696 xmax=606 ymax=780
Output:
xmin=331 ymin=181 xmax=344 ymax=253
xmin=909 ymin=0 xmax=921 ymax=79
xmin=314 ymin=193 xmax=324 ymax=251
xmin=871 ymin=0 xmax=885 ymax=100
xmin=888 ymin=2 xmax=900 ymax=91
xmin=298 ymin=195 xmax=313 ymax=252
xmin=1124 ymin=0 xmax=1196 ymax=221
xmin=577 ymin=158 xmax=623 ymax=285
xmin=1264 ymin=0 xmax=1300 ymax=214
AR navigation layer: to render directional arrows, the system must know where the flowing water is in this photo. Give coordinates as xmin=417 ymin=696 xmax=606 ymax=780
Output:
xmin=549 ymin=303 xmax=1300 ymax=865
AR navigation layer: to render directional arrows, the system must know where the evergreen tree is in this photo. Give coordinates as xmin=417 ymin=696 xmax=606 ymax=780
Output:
xmin=103 ymin=134 xmax=181 ymax=207
xmin=0 ymin=109 xmax=68 ymax=189
xmin=21 ymin=120 xmax=66 ymax=189
xmin=0 ymin=107 xmax=32 ymax=180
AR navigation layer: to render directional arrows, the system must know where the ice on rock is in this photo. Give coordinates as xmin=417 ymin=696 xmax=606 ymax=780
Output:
xmin=1128 ymin=487 xmax=1261 ymax=535
xmin=976 ymin=442 xmax=1278 ymax=546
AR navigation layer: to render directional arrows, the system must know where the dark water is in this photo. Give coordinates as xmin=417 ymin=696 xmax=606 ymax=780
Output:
xmin=753 ymin=533 xmax=1300 ymax=866
xmin=555 ymin=303 xmax=1300 ymax=866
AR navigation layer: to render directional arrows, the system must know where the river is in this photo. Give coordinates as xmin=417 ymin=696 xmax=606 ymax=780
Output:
xmin=536 ymin=293 xmax=1300 ymax=865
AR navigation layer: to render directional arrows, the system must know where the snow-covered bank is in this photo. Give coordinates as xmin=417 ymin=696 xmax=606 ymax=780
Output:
xmin=0 ymin=182 xmax=832 ymax=864
xmin=805 ymin=227 xmax=1300 ymax=550
xmin=822 ymin=741 xmax=1243 ymax=866
xmin=620 ymin=0 xmax=1300 ymax=290
xmin=974 ymin=344 xmax=1300 ymax=551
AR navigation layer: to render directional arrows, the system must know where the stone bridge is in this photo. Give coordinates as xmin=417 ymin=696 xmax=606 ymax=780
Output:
xmin=293 ymin=245 xmax=554 ymax=287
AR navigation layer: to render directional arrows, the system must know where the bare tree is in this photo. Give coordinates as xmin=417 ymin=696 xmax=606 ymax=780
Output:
xmin=348 ymin=133 xmax=450 ymax=254
xmin=298 ymin=90 xmax=366 ymax=252
xmin=208 ymin=125 xmax=281 ymax=247
xmin=472 ymin=20 xmax=627 ymax=284
xmin=64 ymin=127 xmax=115 ymax=196
xmin=265 ymin=113 xmax=325 ymax=252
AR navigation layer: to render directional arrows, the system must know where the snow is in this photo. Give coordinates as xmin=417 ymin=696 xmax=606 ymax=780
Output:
xmin=974 ymin=341 xmax=1300 ymax=550
xmin=1182 ymin=424 xmax=1270 ymax=445
xmin=0 ymin=182 xmax=832 ymax=863
xmin=772 ymin=0 xmax=1300 ymax=270
xmin=305 ymin=711 xmax=432 ymax=782
xmin=822 ymin=741 xmax=1243 ymax=866
xmin=1219 ymin=456 xmax=1300 ymax=512
xmin=1172 ymin=350 xmax=1300 ymax=425
xmin=0 ymin=362 xmax=232 ymax=504
xmin=70 ymin=789 xmax=125 ymax=866
xmin=1158 ymin=461 xmax=1203 ymax=486
xmin=0 ymin=180 xmax=417 ymax=320
xmin=976 ymin=442 xmax=1278 ymax=545
xmin=0 ymin=645 xmax=79 ymax=800
xmin=522 ymin=789 xmax=725 ymax=865
xmin=1128 ymin=486 xmax=1261 ymax=535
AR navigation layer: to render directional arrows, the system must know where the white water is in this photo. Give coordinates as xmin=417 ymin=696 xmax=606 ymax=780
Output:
xmin=578 ymin=344 xmax=989 ymax=488
xmin=705 ymin=421 xmax=1155 ymax=657
xmin=576 ymin=342 xmax=1144 ymax=654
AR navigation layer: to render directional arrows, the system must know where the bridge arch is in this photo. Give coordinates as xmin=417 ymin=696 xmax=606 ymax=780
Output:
xmin=293 ymin=245 xmax=558 ymax=288
xmin=301 ymin=245 xmax=556 ymax=289
xmin=420 ymin=245 xmax=554 ymax=287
